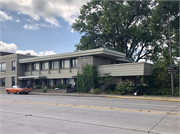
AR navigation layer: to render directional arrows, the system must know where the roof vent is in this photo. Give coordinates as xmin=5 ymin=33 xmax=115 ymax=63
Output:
xmin=26 ymin=53 xmax=30 ymax=55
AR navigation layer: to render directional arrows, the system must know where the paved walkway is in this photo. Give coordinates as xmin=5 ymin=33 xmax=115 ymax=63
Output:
xmin=28 ymin=92 xmax=180 ymax=102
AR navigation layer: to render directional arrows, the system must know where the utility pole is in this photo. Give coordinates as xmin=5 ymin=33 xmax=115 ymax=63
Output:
xmin=163 ymin=5 xmax=174 ymax=97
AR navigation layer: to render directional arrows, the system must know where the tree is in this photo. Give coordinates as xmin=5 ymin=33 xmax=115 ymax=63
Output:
xmin=151 ymin=1 xmax=179 ymax=61
xmin=72 ymin=0 xmax=159 ymax=62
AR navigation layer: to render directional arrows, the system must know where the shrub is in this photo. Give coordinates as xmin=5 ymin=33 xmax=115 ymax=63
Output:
xmin=76 ymin=64 xmax=98 ymax=93
xmin=93 ymin=88 xmax=102 ymax=94
xmin=106 ymin=84 xmax=117 ymax=92
xmin=115 ymin=80 xmax=134 ymax=95
xmin=105 ymin=89 xmax=114 ymax=94
xmin=34 ymin=85 xmax=42 ymax=89
xmin=145 ymin=88 xmax=179 ymax=96
xmin=43 ymin=86 xmax=47 ymax=93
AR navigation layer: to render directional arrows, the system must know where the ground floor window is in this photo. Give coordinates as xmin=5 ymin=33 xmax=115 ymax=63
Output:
xmin=0 ymin=78 xmax=5 ymax=87
xmin=63 ymin=78 xmax=72 ymax=85
xmin=12 ymin=77 xmax=15 ymax=86
xmin=35 ymin=79 xmax=42 ymax=85
xmin=47 ymin=79 xmax=51 ymax=86
xmin=54 ymin=79 xmax=61 ymax=85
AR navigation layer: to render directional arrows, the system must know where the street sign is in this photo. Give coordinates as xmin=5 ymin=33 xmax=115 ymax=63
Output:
xmin=168 ymin=67 xmax=177 ymax=75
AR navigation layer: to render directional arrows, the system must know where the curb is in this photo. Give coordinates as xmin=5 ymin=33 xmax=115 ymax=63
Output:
xmin=1 ymin=92 xmax=180 ymax=102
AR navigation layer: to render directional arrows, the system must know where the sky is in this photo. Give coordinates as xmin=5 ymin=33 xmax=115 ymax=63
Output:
xmin=0 ymin=0 xmax=90 ymax=56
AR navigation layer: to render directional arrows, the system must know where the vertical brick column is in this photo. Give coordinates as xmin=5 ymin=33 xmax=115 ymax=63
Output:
xmin=39 ymin=62 xmax=41 ymax=74
xmin=58 ymin=60 xmax=61 ymax=73
xmin=69 ymin=59 xmax=71 ymax=72
xmin=30 ymin=63 xmax=32 ymax=75
xmin=48 ymin=61 xmax=50 ymax=74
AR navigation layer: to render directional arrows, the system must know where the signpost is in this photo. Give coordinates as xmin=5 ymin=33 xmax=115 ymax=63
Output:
xmin=168 ymin=67 xmax=177 ymax=75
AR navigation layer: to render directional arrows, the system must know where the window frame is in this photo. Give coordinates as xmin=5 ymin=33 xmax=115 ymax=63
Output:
xmin=12 ymin=61 xmax=16 ymax=71
xmin=41 ymin=62 xmax=48 ymax=70
xmin=71 ymin=59 xmax=77 ymax=68
xmin=61 ymin=60 xmax=69 ymax=69
xmin=33 ymin=63 xmax=39 ymax=71
xmin=50 ymin=61 xmax=58 ymax=70
xmin=0 ymin=63 xmax=6 ymax=72
xmin=0 ymin=78 xmax=5 ymax=87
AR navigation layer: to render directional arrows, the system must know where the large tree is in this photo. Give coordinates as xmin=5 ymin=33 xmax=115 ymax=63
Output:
xmin=72 ymin=0 xmax=159 ymax=62
xmin=151 ymin=1 xmax=179 ymax=61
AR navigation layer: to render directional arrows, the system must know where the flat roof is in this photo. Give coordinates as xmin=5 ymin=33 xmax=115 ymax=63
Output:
xmin=19 ymin=48 xmax=126 ymax=63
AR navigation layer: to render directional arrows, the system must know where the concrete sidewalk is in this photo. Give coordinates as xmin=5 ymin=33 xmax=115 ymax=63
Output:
xmin=28 ymin=92 xmax=180 ymax=102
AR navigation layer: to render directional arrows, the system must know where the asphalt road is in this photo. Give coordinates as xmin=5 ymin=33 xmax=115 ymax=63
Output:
xmin=0 ymin=94 xmax=179 ymax=134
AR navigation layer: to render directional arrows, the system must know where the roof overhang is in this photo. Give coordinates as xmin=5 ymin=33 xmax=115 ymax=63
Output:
xmin=19 ymin=48 xmax=126 ymax=63
xmin=18 ymin=76 xmax=46 ymax=80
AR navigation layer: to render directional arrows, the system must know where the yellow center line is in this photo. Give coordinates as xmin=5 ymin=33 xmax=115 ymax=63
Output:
xmin=1 ymin=99 xmax=180 ymax=116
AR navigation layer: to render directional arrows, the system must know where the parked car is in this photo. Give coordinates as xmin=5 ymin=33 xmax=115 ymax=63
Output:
xmin=5 ymin=85 xmax=33 ymax=94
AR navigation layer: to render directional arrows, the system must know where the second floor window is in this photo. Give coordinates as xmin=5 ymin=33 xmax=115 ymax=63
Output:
xmin=61 ymin=60 xmax=69 ymax=68
xmin=12 ymin=61 xmax=16 ymax=71
xmin=0 ymin=63 xmax=6 ymax=72
xmin=33 ymin=63 xmax=39 ymax=71
xmin=25 ymin=64 xmax=30 ymax=71
xmin=71 ymin=59 xmax=77 ymax=68
xmin=51 ymin=61 xmax=58 ymax=69
xmin=41 ymin=62 xmax=48 ymax=70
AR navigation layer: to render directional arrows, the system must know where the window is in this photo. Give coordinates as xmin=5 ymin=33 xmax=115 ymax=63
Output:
xmin=54 ymin=79 xmax=61 ymax=85
xmin=0 ymin=78 xmax=5 ymax=87
xmin=12 ymin=77 xmax=15 ymax=86
xmin=71 ymin=59 xmax=77 ymax=68
xmin=41 ymin=62 xmax=48 ymax=70
xmin=51 ymin=61 xmax=58 ymax=69
xmin=0 ymin=63 xmax=6 ymax=72
xmin=25 ymin=64 xmax=30 ymax=71
xmin=33 ymin=63 xmax=39 ymax=71
xmin=61 ymin=60 xmax=69 ymax=68
xmin=12 ymin=61 xmax=16 ymax=71
xmin=47 ymin=79 xmax=51 ymax=86
xmin=68 ymin=78 xmax=72 ymax=84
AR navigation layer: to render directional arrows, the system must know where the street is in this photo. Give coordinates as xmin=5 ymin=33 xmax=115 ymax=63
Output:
xmin=0 ymin=94 xmax=180 ymax=134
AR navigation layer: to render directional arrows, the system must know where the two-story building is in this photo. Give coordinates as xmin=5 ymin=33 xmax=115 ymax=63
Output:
xmin=0 ymin=48 xmax=152 ymax=92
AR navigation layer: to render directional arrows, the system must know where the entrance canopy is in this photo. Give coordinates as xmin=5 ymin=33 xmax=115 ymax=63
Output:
xmin=18 ymin=76 xmax=46 ymax=80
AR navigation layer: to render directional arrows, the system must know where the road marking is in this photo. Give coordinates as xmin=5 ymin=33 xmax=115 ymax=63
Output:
xmin=106 ymin=96 xmax=180 ymax=102
xmin=1 ymin=99 xmax=180 ymax=116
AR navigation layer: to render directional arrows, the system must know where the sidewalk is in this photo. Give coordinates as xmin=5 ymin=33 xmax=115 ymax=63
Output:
xmin=28 ymin=92 xmax=180 ymax=102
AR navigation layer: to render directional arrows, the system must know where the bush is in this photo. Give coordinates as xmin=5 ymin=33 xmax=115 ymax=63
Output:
xmin=145 ymin=88 xmax=179 ymax=96
xmin=105 ymin=89 xmax=114 ymax=94
xmin=106 ymin=84 xmax=116 ymax=92
xmin=43 ymin=86 xmax=47 ymax=93
xmin=115 ymin=80 xmax=134 ymax=95
xmin=76 ymin=64 xmax=98 ymax=93
xmin=93 ymin=88 xmax=102 ymax=94
xmin=34 ymin=85 xmax=42 ymax=89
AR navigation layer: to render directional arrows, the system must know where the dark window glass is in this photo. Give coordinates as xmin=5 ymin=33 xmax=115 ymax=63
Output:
xmin=54 ymin=79 xmax=61 ymax=85
xmin=51 ymin=61 xmax=58 ymax=69
xmin=12 ymin=61 xmax=16 ymax=71
xmin=72 ymin=59 xmax=77 ymax=68
xmin=12 ymin=77 xmax=15 ymax=86
xmin=0 ymin=78 xmax=5 ymax=87
xmin=47 ymin=79 xmax=51 ymax=86
xmin=42 ymin=62 xmax=48 ymax=70
xmin=25 ymin=64 xmax=30 ymax=71
xmin=61 ymin=60 xmax=69 ymax=68
xmin=1 ymin=63 xmax=6 ymax=72
xmin=33 ymin=63 xmax=39 ymax=70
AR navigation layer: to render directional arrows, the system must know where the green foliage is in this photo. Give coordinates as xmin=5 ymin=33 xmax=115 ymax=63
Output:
xmin=115 ymin=80 xmax=134 ymax=95
xmin=98 ymin=73 xmax=113 ymax=86
xmin=34 ymin=85 xmax=42 ymax=89
xmin=72 ymin=0 xmax=160 ymax=62
xmin=105 ymin=89 xmax=114 ymax=94
xmin=145 ymin=88 xmax=179 ymax=97
xmin=43 ymin=86 xmax=47 ymax=93
xmin=93 ymin=88 xmax=102 ymax=94
xmin=76 ymin=64 xmax=98 ymax=93
xmin=63 ymin=84 xmax=71 ymax=89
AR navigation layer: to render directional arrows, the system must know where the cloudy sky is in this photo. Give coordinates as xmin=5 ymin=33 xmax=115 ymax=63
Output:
xmin=0 ymin=0 xmax=89 ymax=56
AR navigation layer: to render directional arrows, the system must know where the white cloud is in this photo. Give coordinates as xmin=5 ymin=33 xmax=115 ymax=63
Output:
xmin=0 ymin=41 xmax=17 ymax=52
xmin=44 ymin=18 xmax=60 ymax=27
xmin=15 ymin=19 xmax=20 ymax=22
xmin=0 ymin=0 xmax=89 ymax=25
xmin=16 ymin=50 xmax=56 ymax=56
xmin=23 ymin=24 xmax=39 ymax=30
xmin=0 ymin=41 xmax=56 ymax=56
xmin=0 ymin=10 xmax=12 ymax=22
